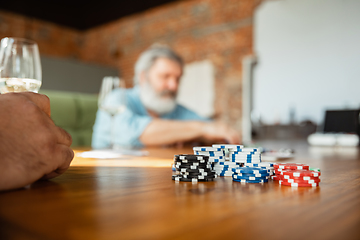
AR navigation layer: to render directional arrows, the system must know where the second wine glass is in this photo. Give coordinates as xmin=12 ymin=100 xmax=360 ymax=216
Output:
xmin=98 ymin=76 xmax=127 ymax=149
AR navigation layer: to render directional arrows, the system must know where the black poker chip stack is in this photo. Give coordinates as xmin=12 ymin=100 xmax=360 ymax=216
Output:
xmin=172 ymin=154 xmax=217 ymax=182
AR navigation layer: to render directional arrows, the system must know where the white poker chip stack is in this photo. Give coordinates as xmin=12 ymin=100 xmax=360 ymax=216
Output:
xmin=193 ymin=146 xmax=225 ymax=164
xmin=229 ymin=148 xmax=261 ymax=163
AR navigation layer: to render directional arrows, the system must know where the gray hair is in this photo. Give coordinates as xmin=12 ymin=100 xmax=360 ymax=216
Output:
xmin=133 ymin=44 xmax=183 ymax=85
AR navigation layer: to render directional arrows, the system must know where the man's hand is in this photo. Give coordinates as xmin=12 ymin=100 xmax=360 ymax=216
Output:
xmin=0 ymin=92 xmax=74 ymax=191
xmin=201 ymin=121 xmax=241 ymax=144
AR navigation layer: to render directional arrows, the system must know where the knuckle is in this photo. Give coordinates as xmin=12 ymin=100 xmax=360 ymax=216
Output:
xmin=59 ymin=127 xmax=73 ymax=146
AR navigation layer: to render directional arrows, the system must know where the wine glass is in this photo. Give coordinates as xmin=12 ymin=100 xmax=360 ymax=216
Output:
xmin=0 ymin=37 xmax=42 ymax=94
xmin=98 ymin=76 xmax=127 ymax=149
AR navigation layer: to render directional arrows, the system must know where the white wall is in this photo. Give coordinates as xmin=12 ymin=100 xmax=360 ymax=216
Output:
xmin=253 ymin=0 xmax=360 ymax=125
xmin=177 ymin=60 xmax=215 ymax=118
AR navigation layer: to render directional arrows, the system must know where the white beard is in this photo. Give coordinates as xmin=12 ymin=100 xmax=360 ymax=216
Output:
xmin=139 ymin=81 xmax=177 ymax=115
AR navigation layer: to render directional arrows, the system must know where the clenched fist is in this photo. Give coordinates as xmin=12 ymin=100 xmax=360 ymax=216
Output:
xmin=0 ymin=92 xmax=74 ymax=191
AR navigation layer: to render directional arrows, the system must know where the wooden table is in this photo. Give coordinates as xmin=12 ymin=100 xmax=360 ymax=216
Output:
xmin=1 ymin=140 xmax=360 ymax=240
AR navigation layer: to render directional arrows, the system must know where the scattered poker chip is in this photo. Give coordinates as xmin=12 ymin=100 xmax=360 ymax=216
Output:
xmin=279 ymin=180 xmax=319 ymax=187
xmin=232 ymin=167 xmax=268 ymax=174
xmin=193 ymin=146 xmax=223 ymax=151
xmin=233 ymin=178 xmax=268 ymax=183
xmin=280 ymin=169 xmax=321 ymax=178
xmin=274 ymin=163 xmax=309 ymax=170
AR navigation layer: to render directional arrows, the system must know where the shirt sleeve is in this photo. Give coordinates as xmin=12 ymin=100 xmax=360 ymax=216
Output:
xmin=91 ymin=109 xmax=152 ymax=149
xmin=173 ymin=105 xmax=210 ymax=121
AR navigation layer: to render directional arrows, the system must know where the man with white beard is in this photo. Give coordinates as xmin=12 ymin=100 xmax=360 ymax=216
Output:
xmin=92 ymin=45 xmax=240 ymax=148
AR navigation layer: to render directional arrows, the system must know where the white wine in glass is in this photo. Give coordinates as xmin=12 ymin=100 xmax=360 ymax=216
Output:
xmin=0 ymin=37 xmax=42 ymax=94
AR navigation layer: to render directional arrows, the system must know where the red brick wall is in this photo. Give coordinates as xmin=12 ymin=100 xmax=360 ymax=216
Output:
xmin=0 ymin=10 xmax=82 ymax=59
xmin=0 ymin=0 xmax=261 ymax=133
xmin=81 ymin=0 xmax=260 ymax=131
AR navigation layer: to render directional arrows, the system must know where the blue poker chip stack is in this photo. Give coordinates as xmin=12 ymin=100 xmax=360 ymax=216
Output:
xmin=243 ymin=162 xmax=275 ymax=176
xmin=232 ymin=167 xmax=270 ymax=183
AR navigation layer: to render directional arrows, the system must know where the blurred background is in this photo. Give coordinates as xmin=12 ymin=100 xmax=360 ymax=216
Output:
xmin=0 ymin=0 xmax=359 ymax=146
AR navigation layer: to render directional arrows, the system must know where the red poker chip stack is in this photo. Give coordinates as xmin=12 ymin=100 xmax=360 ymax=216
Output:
xmin=279 ymin=169 xmax=321 ymax=187
xmin=272 ymin=163 xmax=310 ymax=181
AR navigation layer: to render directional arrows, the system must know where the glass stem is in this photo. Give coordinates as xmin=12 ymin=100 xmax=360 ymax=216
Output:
xmin=110 ymin=114 xmax=116 ymax=149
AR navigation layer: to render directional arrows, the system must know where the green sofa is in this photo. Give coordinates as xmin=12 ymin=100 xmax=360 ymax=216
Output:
xmin=40 ymin=90 xmax=98 ymax=147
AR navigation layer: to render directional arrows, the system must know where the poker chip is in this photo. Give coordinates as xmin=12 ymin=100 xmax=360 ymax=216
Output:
xmin=178 ymin=168 xmax=213 ymax=173
xmin=175 ymin=165 xmax=212 ymax=170
xmin=244 ymin=162 xmax=274 ymax=167
xmin=282 ymin=178 xmax=320 ymax=184
xmin=180 ymin=171 xmax=217 ymax=177
xmin=230 ymin=151 xmax=261 ymax=155
xmin=230 ymin=159 xmax=262 ymax=163
xmin=212 ymin=144 xmax=244 ymax=150
xmin=174 ymin=154 xmax=209 ymax=161
xmin=279 ymin=180 xmax=319 ymax=187
xmin=274 ymin=163 xmax=309 ymax=170
xmin=280 ymin=169 xmax=321 ymax=178
xmin=193 ymin=146 xmax=223 ymax=152
xmin=195 ymin=151 xmax=224 ymax=156
xmin=230 ymin=148 xmax=260 ymax=153
xmin=172 ymin=175 xmax=216 ymax=182
xmin=217 ymin=161 xmax=239 ymax=165
xmin=232 ymin=167 xmax=268 ymax=174
xmin=233 ymin=179 xmax=268 ymax=183
xmin=282 ymin=175 xmax=320 ymax=181
xmin=235 ymin=172 xmax=270 ymax=178
xmin=233 ymin=175 xmax=269 ymax=181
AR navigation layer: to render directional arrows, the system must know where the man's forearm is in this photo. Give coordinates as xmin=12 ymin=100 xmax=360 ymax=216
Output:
xmin=139 ymin=119 xmax=204 ymax=146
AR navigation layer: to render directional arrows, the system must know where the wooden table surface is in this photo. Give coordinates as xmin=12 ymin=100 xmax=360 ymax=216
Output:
xmin=1 ymin=140 xmax=360 ymax=240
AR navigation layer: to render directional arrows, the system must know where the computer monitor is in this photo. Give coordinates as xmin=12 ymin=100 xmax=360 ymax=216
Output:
xmin=323 ymin=109 xmax=360 ymax=135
